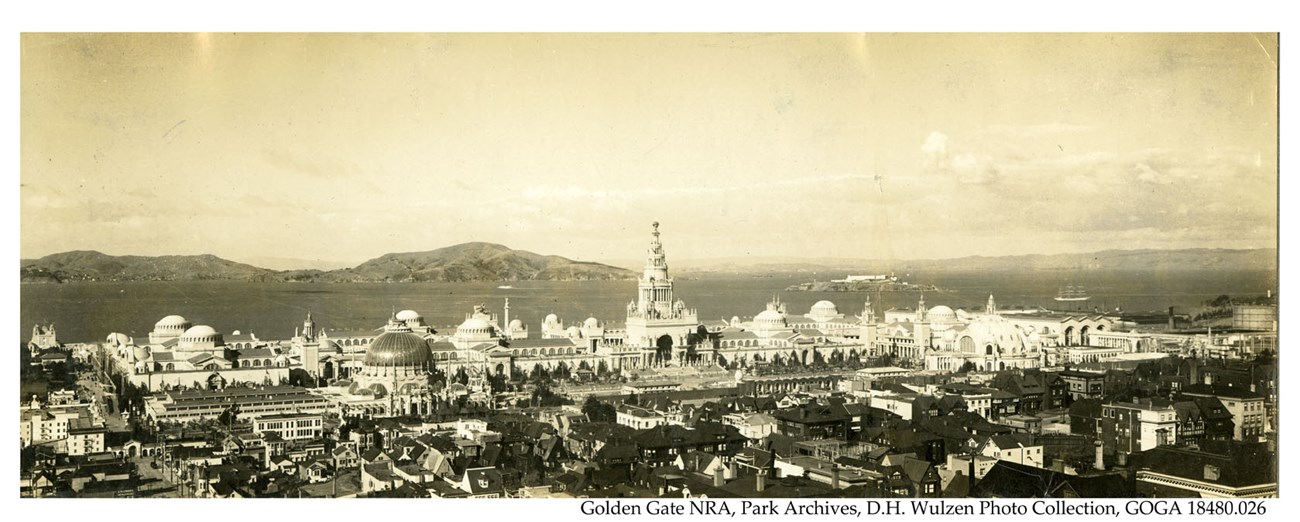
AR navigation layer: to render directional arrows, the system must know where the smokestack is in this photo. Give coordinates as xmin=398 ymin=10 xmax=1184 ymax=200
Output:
xmin=831 ymin=464 xmax=841 ymax=489
xmin=969 ymin=455 xmax=976 ymax=479
xmin=1094 ymin=440 xmax=1105 ymax=471
xmin=1168 ymin=307 xmax=1175 ymax=331
xmin=756 ymin=470 xmax=766 ymax=492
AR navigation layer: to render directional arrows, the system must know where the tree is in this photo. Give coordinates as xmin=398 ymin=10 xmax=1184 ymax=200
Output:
xmin=1255 ymin=348 xmax=1277 ymax=366
xmin=582 ymin=396 xmax=617 ymax=422
xmin=218 ymin=404 xmax=240 ymax=428
xmin=958 ymin=361 xmax=977 ymax=374
xmin=530 ymin=383 xmax=568 ymax=407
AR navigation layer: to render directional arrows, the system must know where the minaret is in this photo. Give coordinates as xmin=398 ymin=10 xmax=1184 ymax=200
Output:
xmin=302 ymin=311 xmax=316 ymax=342
xmin=300 ymin=311 xmax=320 ymax=383
xmin=914 ymin=292 xmax=931 ymax=355
xmin=504 ymin=298 xmax=511 ymax=333
xmin=859 ymin=297 xmax=878 ymax=357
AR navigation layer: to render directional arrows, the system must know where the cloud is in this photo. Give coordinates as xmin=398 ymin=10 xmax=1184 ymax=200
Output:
xmin=1134 ymin=162 xmax=1172 ymax=185
xmin=920 ymin=131 xmax=999 ymax=185
xmin=921 ymin=131 xmax=949 ymax=168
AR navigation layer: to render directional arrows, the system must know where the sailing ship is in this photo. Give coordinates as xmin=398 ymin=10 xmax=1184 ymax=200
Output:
xmin=1054 ymin=284 xmax=1091 ymax=302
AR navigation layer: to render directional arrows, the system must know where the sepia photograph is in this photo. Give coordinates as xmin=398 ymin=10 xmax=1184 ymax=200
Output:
xmin=17 ymin=30 xmax=1279 ymax=505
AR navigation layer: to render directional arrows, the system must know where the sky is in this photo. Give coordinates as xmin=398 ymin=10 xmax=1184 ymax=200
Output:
xmin=20 ymin=33 xmax=1279 ymax=267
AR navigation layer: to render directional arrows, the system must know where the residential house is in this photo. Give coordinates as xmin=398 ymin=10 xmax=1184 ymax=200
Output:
xmin=1181 ymin=384 xmax=1266 ymax=441
xmin=1058 ymin=369 xmax=1107 ymax=401
xmin=1104 ymin=399 xmax=1179 ymax=455
xmin=977 ymin=433 xmax=1044 ymax=468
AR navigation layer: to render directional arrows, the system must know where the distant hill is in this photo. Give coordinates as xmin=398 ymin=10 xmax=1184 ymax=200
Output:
xmin=20 ymin=251 xmax=275 ymax=282
xmin=672 ymin=248 xmax=1277 ymax=274
xmin=21 ymin=244 xmax=635 ymax=283
xmin=22 ymin=246 xmax=1272 ymax=283
xmin=314 ymin=242 xmax=635 ymax=283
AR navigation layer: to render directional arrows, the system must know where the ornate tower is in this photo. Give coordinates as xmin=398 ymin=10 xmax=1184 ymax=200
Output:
xmin=914 ymin=292 xmax=931 ymax=354
xmin=299 ymin=311 xmax=320 ymax=382
xmin=624 ymin=222 xmax=698 ymax=366
xmin=986 ymin=294 xmax=998 ymax=315
xmin=302 ymin=311 xmax=316 ymax=342
xmin=636 ymin=221 xmax=675 ymax=318
xmin=859 ymin=297 xmax=878 ymax=357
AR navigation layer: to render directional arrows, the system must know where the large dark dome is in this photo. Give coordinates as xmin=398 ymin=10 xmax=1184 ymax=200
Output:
xmin=363 ymin=330 xmax=432 ymax=367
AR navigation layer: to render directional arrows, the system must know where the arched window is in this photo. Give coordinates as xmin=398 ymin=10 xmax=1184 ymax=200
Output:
xmin=254 ymin=359 xmax=262 ymax=367
xmin=242 ymin=360 xmax=250 ymax=368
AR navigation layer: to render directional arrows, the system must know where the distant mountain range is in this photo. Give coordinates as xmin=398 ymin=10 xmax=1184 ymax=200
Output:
xmin=21 ymin=246 xmax=1275 ymax=283
xmin=664 ymin=248 xmax=1278 ymax=274
xmin=20 ymin=251 xmax=274 ymax=283
xmin=20 ymin=243 xmax=635 ymax=283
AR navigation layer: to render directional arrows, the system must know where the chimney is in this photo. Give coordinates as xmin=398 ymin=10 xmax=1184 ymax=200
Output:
xmin=729 ymin=459 xmax=738 ymax=479
xmin=1116 ymin=452 xmax=1128 ymax=467
xmin=968 ymin=455 xmax=976 ymax=479
xmin=756 ymin=470 xmax=766 ymax=492
xmin=831 ymin=464 xmax=841 ymax=489
xmin=1093 ymin=440 xmax=1105 ymax=471
xmin=714 ymin=462 xmax=725 ymax=487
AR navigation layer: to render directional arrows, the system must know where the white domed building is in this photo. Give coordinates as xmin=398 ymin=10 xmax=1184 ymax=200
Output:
xmin=750 ymin=300 xmax=791 ymax=338
xmin=148 ymin=315 xmax=192 ymax=344
xmin=804 ymin=301 xmax=844 ymax=323
xmin=540 ymin=313 xmax=567 ymax=339
xmin=394 ymin=309 xmax=435 ymax=335
xmin=177 ymin=325 xmax=225 ymax=353
xmin=788 ymin=300 xmax=862 ymax=339
xmin=580 ymin=316 xmax=605 ymax=339
xmin=923 ymin=295 xmax=1046 ymax=372
xmin=927 ymin=305 xmax=957 ymax=329
xmin=450 ymin=305 xmax=501 ymax=349
xmin=108 ymin=314 xmax=293 ymax=392
xmin=505 ymin=319 xmax=527 ymax=339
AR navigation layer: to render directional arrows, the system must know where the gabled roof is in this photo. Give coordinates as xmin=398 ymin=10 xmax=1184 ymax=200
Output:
xmin=985 ymin=433 xmax=1037 ymax=450
xmin=462 ymin=467 xmax=504 ymax=494
xmin=596 ymin=442 xmax=640 ymax=463
xmin=972 ymin=460 xmax=1131 ymax=498
xmin=900 ymin=456 xmax=936 ymax=484
xmin=771 ymin=404 xmax=850 ymax=424
xmin=678 ymin=450 xmax=720 ymax=473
